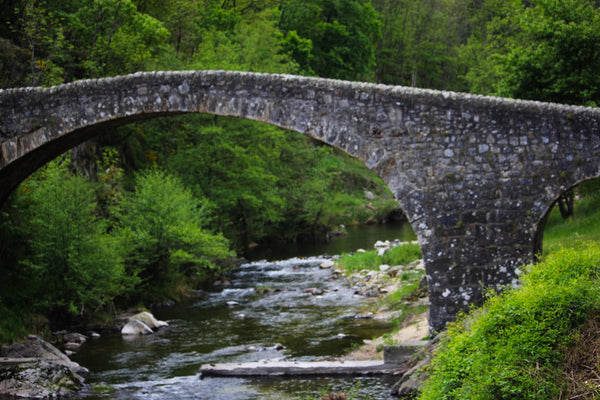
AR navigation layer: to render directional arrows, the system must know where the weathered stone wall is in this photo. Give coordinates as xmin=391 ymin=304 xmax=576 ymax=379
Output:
xmin=2 ymin=71 xmax=600 ymax=332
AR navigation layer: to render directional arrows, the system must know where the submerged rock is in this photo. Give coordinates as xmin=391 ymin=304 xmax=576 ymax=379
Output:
xmin=0 ymin=335 xmax=87 ymax=398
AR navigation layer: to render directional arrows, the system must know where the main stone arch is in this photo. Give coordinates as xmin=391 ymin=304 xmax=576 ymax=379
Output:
xmin=2 ymin=70 xmax=600 ymax=332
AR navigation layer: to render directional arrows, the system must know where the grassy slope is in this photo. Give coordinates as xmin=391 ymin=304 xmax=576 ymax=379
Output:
xmin=419 ymin=194 xmax=600 ymax=400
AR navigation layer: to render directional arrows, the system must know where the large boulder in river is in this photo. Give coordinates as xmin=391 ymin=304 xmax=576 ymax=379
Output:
xmin=130 ymin=311 xmax=168 ymax=330
xmin=121 ymin=320 xmax=154 ymax=336
xmin=0 ymin=335 xmax=86 ymax=398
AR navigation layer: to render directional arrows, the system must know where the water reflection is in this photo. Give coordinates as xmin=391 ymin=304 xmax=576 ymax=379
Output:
xmin=244 ymin=221 xmax=416 ymax=261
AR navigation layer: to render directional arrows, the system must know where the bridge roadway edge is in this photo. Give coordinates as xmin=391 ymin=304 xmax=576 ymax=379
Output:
xmin=1 ymin=70 xmax=600 ymax=333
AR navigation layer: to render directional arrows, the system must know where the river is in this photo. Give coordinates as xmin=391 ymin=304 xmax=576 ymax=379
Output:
xmin=71 ymin=222 xmax=416 ymax=399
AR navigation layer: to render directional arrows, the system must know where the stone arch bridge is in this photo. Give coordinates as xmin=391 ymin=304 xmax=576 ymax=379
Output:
xmin=1 ymin=71 xmax=600 ymax=332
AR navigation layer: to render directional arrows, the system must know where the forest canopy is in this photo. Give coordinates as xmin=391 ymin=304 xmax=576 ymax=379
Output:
xmin=3 ymin=0 xmax=599 ymax=105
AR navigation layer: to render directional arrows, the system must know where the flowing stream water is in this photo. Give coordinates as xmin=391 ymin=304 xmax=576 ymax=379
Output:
xmin=71 ymin=222 xmax=416 ymax=399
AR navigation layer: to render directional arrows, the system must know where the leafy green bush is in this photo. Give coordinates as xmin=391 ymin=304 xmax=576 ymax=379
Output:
xmin=419 ymin=242 xmax=600 ymax=400
xmin=160 ymin=115 xmax=401 ymax=249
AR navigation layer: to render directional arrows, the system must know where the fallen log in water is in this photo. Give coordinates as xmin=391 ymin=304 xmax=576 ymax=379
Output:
xmin=199 ymin=359 xmax=407 ymax=377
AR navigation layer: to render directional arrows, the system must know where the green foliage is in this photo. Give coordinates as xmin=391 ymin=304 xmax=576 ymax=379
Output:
xmin=13 ymin=160 xmax=131 ymax=321
xmin=373 ymin=0 xmax=468 ymax=90
xmin=495 ymin=0 xmax=600 ymax=106
xmin=66 ymin=0 xmax=170 ymax=78
xmin=190 ymin=8 xmax=300 ymax=74
xmin=116 ymin=168 xmax=233 ymax=302
xmin=336 ymin=242 xmax=421 ymax=273
xmin=387 ymin=281 xmax=421 ymax=303
xmin=0 ymin=303 xmax=31 ymax=344
xmin=279 ymin=0 xmax=382 ymax=80
xmin=456 ymin=0 xmax=524 ymax=95
xmin=165 ymin=118 xmax=288 ymax=247
xmin=419 ymin=242 xmax=600 ymax=400
xmin=459 ymin=0 xmax=600 ymax=105
xmin=126 ymin=114 xmax=401 ymax=250
xmin=2 ymin=0 xmax=170 ymax=85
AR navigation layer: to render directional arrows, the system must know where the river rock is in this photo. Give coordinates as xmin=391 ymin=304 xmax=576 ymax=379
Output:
xmin=63 ymin=342 xmax=81 ymax=352
xmin=304 ymin=288 xmax=325 ymax=296
xmin=62 ymin=332 xmax=87 ymax=344
xmin=364 ymin=190 xmax=376 ymax=200
xmin=390 ymin=357 xmax=430 ymax=398
xmin=0 ymin=360 xmax=85 ymax=398
xmin=130 ymin=311 xmax=169 ymax=330
xmin=0 ymin=336 xmax=87 ymax=398
xmin=0 ymin=335 xmax=87 ymax=374
xmin=121 ymin=320 xmax=154 ymax=335
xmin=319 ymin=260 xmax=335 ymax=269
xmin=374 ymin=240 xmax=390 ymax=248
xmin=387 ymin=265 xmax=404 ymax=278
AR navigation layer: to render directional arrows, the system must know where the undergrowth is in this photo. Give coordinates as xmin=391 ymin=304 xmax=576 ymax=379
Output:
xmin=419 ymin=242 xmax=600 ymax=400
xmin=336 ymin=243 xmax=421 ymax=273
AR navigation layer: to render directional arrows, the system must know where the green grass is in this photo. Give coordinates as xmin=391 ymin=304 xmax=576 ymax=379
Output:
xmin=336 ymin=242 xmax=421 ymax=273
xmin=543 ymin=193 xmax=600 ymax=255
xmin=387 ymin=281 xmax=422 ymax=302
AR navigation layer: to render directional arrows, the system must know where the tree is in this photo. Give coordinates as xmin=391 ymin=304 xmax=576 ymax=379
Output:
xmin=279 ymin=0 xmax=381 ymax=80
xmin=373 ymin=0 xmax=470 ymax=90
xmin=456 ymin=0 xmax=525 ymax=95
xmin=16 ymin=159 xmax=130 ymax=323
xmin=496 ymin=0 xmax=600 ymax=107
xmin=190 ymin=8 xmax=300 ymax=73
xmin=166 ymin=119 xmax=287 ymax=248
xmin=65 ymin=0 xmax=169 ymax=78
xmin=116 ymin=169 xmax=232 ymax=302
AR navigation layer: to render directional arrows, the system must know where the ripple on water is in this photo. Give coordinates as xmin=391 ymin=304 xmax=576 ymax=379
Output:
xmin=72 ymin=256 xmax=398 ymax=399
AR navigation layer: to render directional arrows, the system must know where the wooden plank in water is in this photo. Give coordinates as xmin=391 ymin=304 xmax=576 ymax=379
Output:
xmin=199 ymin=360 xmax=406 ymax=377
